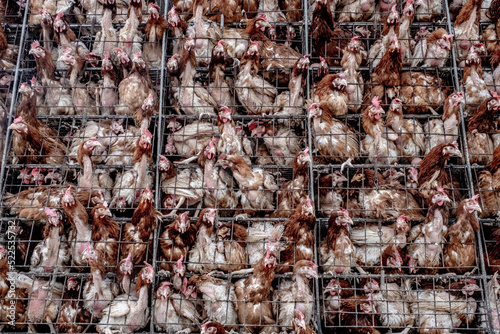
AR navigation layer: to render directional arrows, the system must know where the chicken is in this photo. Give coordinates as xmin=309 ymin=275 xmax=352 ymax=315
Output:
xmin=351 ymin=214 xmax=409 ymax=272
xmin=258 ymin=0 xmax=286 ymax=24
xmin=476 ymin=144 xmax=500 ymax=218
xmin=313 ymin=72 xmax=349 ymax=117
xmin=26 ymin=278 xmax=64 ymax=333
xmin=467 ymin=96 xmax=500 ymax=165
xmin=366 ymin=35 xmax=402 ymax=104
xmin=319 ymin=208 xmax=355 ymax=274
xmin=117 ymin=0 xmax=143 ymax=56
xmin=277 ymin=198 xmax=316 ymax=273
xmin=235 ymin=41 xmax=277 ymax=115
xmin=398 ymin=0 xmax=415 ymax=65
xmin=121 ymin=186 xmax=162 ymax=265
xmin=8 ymin=117 xmax=67 ymax=164
xmin=274 ymin=260 xmax=317 ymax=330
xmin=318 ymin=171 xmax=348 ymax=217
xmin=274 ymin=54 xmax=310 ymax=121
xmin=412 ymin=28 xmax=453 ymax=68
xmin=153 ymin=280 xmax=201 ymax=333
xmin=216 ymin=221 xmax=248 ymax=272
xmin=485 ymin=272 xmax=500 ymax=333
xmin=339 ymin=295 xmax=380 ymax=334
xmin=386 ymin=97 xmax=425 ymax=161
xmin=58 ymin=47 xmax=99 ymax=115
xmin=209 ymin=40 xmax=235 ymax=108
xmin=116 ymin=51 xmax=158 ymax=129
xmin=401 ymin=71 xmax=451 ymax=115
xmin=273 ymin=148 xmax=311 ymax=218
xmin=367 ymin=279 xmax=414 ymax=331
xmin=340 ymin=36 xmax=364 ymax=113
xmin=311 ymin=0 xmax=353 ymax=65
xmin=245 ymin=13 xmax=302 ymax=85
xmin=77 ymin=137 xmax=103 ymax=189
xmin=0 ymin=19 xmax=18 ymax=69
xmin=361 ymin=97 xmax=398 ymax=164
xmin=463 ymin=46 xmax=491 ymax=117
xmin=144 ymin=3 xmax=168 ymax=66
xmin=424 ymin=92 xmax=464 ymax=154
xmin=110 ymin=129 xmax=153 ymax=210
xmin=82 ymin=244 xmax=118 ymax=319
xmin=61 ymin=186 xmax=92 ymax=269
xmin=349 ymin=168 xmax=424 ymax=219
xmin=30 ymin=207 xmax=70 ymax=273
xmin=165 ymin=119 xmax=218 ymax=157
xmin=217 ymin=106 xmax=249 ymax=161
xmin=338 ymin=0 xmax=375 ymax=22
xmin=308 ymin=102 xmax=360 ymax=162
xmin=368 ymin=5 xmax=400 ymax=68
xmin=414 ymin=0 xmax=442 ymax=20
xmin=249 ymin=121 xmax=301 ymax=165
xmin=91 ymin=201 xmax=120 ymax=272
xmin=188 ymin=0 xmax=222 ymax=66
xmin=159 ymin=155 xmax=204 ymax=214
xmin=178 ymin=35 xmax=217 ymax=117
xmin=215 ymin=154 xmax=278 ymax=216
xmin=92 ymin=0 xmax=118 ymax=56
xmin=190 ymin=275 xmax=239 ymax=328
xmin=100 ymin=53 xmax=117 ymax=115
xmin=407 ymin=279 xmax=480 ymax=332
xmin=160 ymin=211 xmax=197 ymax=271
xmin=234 ymin=247 xmax=279 ymax=334
xmin=323 ymin=278 xmax=354 ymax=326
xmin=0 ymin=245 xmax=27 ymax=331
xmin=279 ymin=0 xmax=302 ymax=21
xmin=443 ymin=195 xmax=481 ymax=273
xmin=96 ymin=263 xmax=155 ymax=334
xmin=410 ymin=27 xmax=430 ymax=67
xmin=29 ymin=40 xmax=56 ymax=82
xmin=167 ymin=6 xmax=188 ymax=56
xmin=246 ymin=222 xmax=284 ymax=266
xmin=454 ymin=0 xmax=482 ymax=65
xmin=53 ymin=12 xmax=90 ymax=65
xmin=57 ymin=277 xmax=91 ymax=333
xmin=407 ymin=188 xmax=451 ymax=274
xmin=418 ymin=142 xmax=463 ymax=200
xmin=197 ymin=138 xmax=239 ymax=211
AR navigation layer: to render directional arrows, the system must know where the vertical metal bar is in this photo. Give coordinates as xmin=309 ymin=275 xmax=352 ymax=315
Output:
xmin=0 ymin=0 xmax=30 ymax=206
xmin=150 ymin=2 xmax=170 ymax=333
xmin=303 ymin=2 xmax=323 ymax=334
xmin=443 ymin=0 xmax=493 ymax=331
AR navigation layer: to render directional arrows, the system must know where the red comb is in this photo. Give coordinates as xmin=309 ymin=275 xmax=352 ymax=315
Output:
xmin=13 ymin=117 xmax=22 ymax=124
xmin=372 ymin=96 xmax=381 ymax=108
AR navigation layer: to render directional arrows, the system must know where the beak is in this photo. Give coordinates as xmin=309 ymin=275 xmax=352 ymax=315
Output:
xmin=105 ymin=208 xmax=112 ymax=217
xmin=472 ymin=203 xmax=482 ymax=213
xmin=450 ymin=148 xmax=463 ymax=158
xmin=309 ymin=270 xmax=318 ymax=279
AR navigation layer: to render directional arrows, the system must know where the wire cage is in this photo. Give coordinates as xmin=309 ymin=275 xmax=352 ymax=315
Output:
xmin=1 ymin=0 xmax=500 ymax=332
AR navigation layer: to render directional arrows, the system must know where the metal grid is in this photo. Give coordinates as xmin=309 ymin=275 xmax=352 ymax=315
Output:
xmin=0 ymin=0 xmax=499 ymax=333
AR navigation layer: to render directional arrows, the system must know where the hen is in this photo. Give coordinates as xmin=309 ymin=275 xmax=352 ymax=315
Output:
xmin=277 ymin=198 xmax=316 ymax=273
xmin=121 ymin=186 xmax=162 ymax=265
xmin=314 ymin=72 xmax=349 ymax=117
xmin=418 ymin=141 xmax=463 ymax=200
xmin=274 ymin=260 xmax=317 ymax=331
xmin=443 ymin=195 xmax=481 ymax=273
xmin=423 ymin=92 xmax=464 ymax=154
xmin=368 ymin=5 xmax=400 ymax=68
xmin=91 ymin=201 xmax=120 ymax=272
xmin=463 ymin=45 xmax=491 ymax=117
xmin=341 ymin=36 xmax=364 ymax=113
xmin=57 ymin=277 xmax=91 ymax=333
xmin=190 ymin=275 xmax=239 ymax=328
xmin=273 ymin=148 xmax=311 ymax=218
xmin=235 ymin=247 xmax=279 ymax=334
xmin=216 ymin=154 xmax=278 ymax=216
xmin=351 ymin=215 xmax=409 ymax=273
xmin=361 ymin=97 xmax=398 ymax=164
xmin=317 ymin=171 xmax=348 ymax=217
xmin=407 ymin=188 xmax=451 ymax=274
xmin=467 ymin=95 xmax=500 ymax=165
xmin=160 ymin=211 xmax=197 ymax=271
xmin=30 ymin=207 xmax=70 ymax=273
xmin=412 ymin=28 xmax=453 ymax=68
xmin=309 ymin=102 xmax=359 ymax=162
xmin=476 ymin=144 xmax=500 ymax=218
xmin=386 ymin=97 xmax=425 ymax=162
xmin=144 ymin=3 xmax=168 ymax=66
xmin=97 ymin=263 xmax=155 ymax=334
xmin=319 ymin=208 xmax=355 ymax=274
xmin=235 ymin=41 xmax=277 ymax=115
xmin=454 ymin=0 xmax=482 ymax=65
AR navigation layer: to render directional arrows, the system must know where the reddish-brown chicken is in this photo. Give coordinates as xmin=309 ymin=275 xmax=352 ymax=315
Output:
xmin=160 ymin=211 xmax=197 ymax=271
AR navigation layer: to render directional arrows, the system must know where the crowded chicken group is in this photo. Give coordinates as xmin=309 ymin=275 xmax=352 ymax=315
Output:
xmin=1 ymin=0 xmax=500 ymax=333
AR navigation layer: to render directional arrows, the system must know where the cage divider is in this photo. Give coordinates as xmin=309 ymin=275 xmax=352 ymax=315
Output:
xmin=444 ymin=0 xmax=494 ymax=331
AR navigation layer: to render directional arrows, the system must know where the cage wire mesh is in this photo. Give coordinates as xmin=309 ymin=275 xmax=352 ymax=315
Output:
xmin=0 ymin=0 xmax=499 ymax=333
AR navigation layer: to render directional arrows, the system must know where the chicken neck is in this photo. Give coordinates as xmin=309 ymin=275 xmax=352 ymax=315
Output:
xmin=194 ymin=5 xmax=204 ymax=49
xmin=69 ymin=63 xmax=79 ymax=88
xmin=203 ymin=159 xmax=218 ymax=190
xmin=121 ymin=272 xmax=132 ymax=295
xmin=289 ymin=74 xmax=304 ymax=108
xmin=135 ymin=148 xmax=149 ymax=191
xmin=136 ymin=283 xmax=150 ymax=312
xmin=44 ymin=226 xmax=62 ymax=271
xmin=122 ymin=8 xmax=140 ymax=54
xmin=343 ymin=52 xmax=359 ymax=78
xmin=102 ymin=8 xmax=115 ymax=54
xmin=464 ymin=6 xmax=478 ymax=39
xmin=91 ymin=267 xmax=104 ymax=297
xmin=443 ymin=113 xmax=459 ymax=141
xmin=41 ymin=24 xmax=52 ymax=53
xmin=80 ymin=153 xmax=94 ymax=188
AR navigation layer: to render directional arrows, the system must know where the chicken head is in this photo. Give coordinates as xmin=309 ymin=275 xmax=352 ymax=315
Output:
xmin=463 ymin=195 xmax=482 ymax=214
xmin=167 ymin=6 xmax=180 ymax=27
xmin=8 ymin=117 xmax=28 ymax=134
xmin=156 ymin=281 xmax=173 ymax=300
xmin=44 ymin=207 xmax=61 ymax=225
xmin=119 ymin=252 xmax=134 ymax=276
xmin=335 ymin=208 xmax=353 ymax=228
xmin=201 ymin=321 xmax=226 ymax=334
xmin=29 ymin=41 xmax=45 ymax=58
xmin=61 ymin=186 xmax=76 ymax=207
xmin=294 ymin=260 xmax=318 ymax=279
xmin=441 ymin=141 xmax=462 ymax=158
xmin=148 ymin=3 xmax=161 ymax=19
xmin=158 ymin=155 xmax=173 ymax=172
xmin=175 ymin=211 xmax=191 ymax=233
xmin=431 ymin=187 xmax=452 ymax=206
